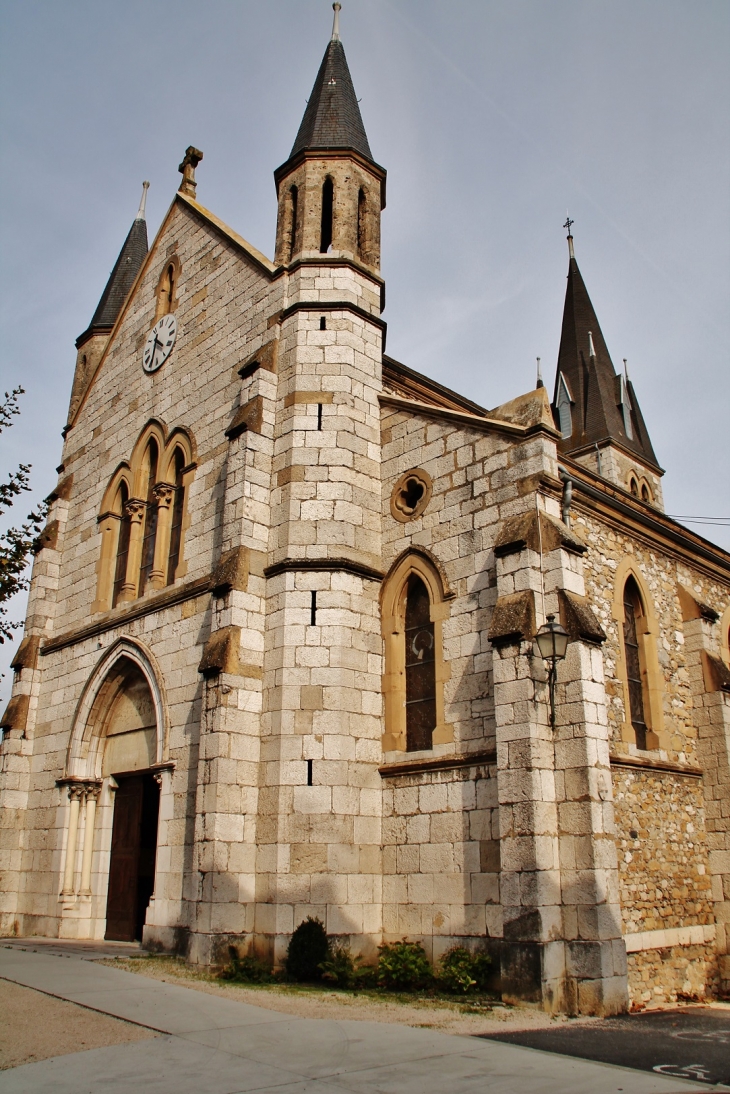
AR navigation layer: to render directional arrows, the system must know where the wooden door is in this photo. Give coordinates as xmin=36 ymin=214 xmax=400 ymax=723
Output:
xmin=105 ymin=776 xmax=144 ymax=941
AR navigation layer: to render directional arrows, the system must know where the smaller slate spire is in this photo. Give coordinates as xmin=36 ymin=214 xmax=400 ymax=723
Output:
xmin=552 ymin=231 xmax=659 ymax=470
xmin=289 ymin=4 xmax=373 ymax=162
xmin=77 ymin=183 xmax=150 ymax=347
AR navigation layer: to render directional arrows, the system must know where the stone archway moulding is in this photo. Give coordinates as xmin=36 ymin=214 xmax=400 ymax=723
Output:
xmin=64 ymin=636 xmax=169 ymax=780
xmin=380 ymin=547 xmax=454 ymax=754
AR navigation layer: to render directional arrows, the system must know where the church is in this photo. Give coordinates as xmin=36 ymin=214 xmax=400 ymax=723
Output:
xmin=2 ymin=6 xmax=729 ymax=1016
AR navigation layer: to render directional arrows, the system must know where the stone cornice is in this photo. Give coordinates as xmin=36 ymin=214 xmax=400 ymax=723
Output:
xmin=379 ymin=394 xmax=537 ymax=439
xmin=610 ymin=754 xmax=703 ymax=779
xmin=41 ymin=574 xmax=212 ymax=655
xmin=379 ymin=749 xmax=497 ymax=778
xmin=264 ymin=557 xmax=384 ymax=583
xmin=559 ymin=460 xmax=730 ymax=583
xmin=279 ymin=300 xmax=386 ymax=338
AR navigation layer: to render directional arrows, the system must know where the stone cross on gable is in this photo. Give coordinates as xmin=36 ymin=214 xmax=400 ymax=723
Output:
xmin=178 ymin=146 xmax=204 ymax=198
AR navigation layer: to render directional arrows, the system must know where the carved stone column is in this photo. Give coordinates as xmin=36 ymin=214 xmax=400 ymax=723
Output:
xmin=117 ymin=499 xmax=146 ymax=603
xmin=148 ymin=483 xmax=176 ymax=590
xmin=61 ymin=784 xmax=85 ymax=897
xmin=79 ymin=783 xmax=101 ymax=896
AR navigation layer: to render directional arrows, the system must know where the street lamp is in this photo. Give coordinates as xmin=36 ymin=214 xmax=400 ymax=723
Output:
xmin=535 ymin=614 xmax=569 ymax=730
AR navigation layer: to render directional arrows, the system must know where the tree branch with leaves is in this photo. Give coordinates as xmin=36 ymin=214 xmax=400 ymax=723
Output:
xmin=0 ymin=388 xmax=47 ymax=644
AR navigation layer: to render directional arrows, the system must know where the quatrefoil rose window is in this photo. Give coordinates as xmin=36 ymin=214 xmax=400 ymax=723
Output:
xmin=390 ymin=468 xmax=432 ymax=523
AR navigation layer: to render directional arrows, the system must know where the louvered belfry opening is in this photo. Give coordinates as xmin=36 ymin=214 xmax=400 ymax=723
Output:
xmin=405 ymin=575 xmax=436 ymax=752
xmin=623 ymin=577 xmax=648 ymax=750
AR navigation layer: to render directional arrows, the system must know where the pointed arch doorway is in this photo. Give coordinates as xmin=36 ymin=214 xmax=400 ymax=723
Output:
xmin=98 ymin=658 xmax=160 ymax=941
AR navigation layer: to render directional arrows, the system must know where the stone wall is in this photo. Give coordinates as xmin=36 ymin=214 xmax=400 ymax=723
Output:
xmin=612 ymin=766 xmax=713 ymax=935
xmin=628 ymin=944 xmax=720 ymax=1005
xmin=381 ymin=760 xmax=501 ymax=957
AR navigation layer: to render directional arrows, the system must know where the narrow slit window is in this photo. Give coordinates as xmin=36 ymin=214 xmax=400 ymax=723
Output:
xmin=289 ymin=185 xmax=298 ymax=261
xmin=623 ymin=577 xmax=648 ymax=750
xmin=320 ymin=178 xmax=334 ymax=253
xmin=310 ymin=590 xmax=317 ymax=625
xmin=112 ymin=483 xmax=130 ymax=608
xmin=167 ymin=448 xmax=186 ymax=585
xmin=357 ymin=187 xmax=366 ymax=257
xmin=319 ymin=316 xmax=326 ymax=330
xmin=317 ymin=404 xmax=323 ymax=431
xmin=138 ymin=440 xmax=159 ymax=594
xmin=307 ymin=759 xmax=313 ymax=786
xmin=405 ymin=575 xmax=436 ymax=752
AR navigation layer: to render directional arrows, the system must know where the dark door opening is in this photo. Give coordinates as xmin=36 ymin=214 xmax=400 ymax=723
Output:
xmin=105 ymin=773 xmax=159 ymax=942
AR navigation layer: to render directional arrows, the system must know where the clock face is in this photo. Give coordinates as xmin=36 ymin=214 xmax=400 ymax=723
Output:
xmin=142 ymin=314 xmax=177 ymax=373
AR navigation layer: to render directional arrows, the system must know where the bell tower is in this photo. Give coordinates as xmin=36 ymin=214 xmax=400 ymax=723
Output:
xmin=258 ymin=4 xmax=387 ymax=965
xmin=274 ymin=3 xmax=385 ymax=272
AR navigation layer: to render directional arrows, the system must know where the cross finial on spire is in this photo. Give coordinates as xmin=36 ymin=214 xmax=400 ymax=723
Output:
xmin=136 ymin=181 xmax=150 ymax=221
xmin=564 ymin=214 xmax=575 ymax=258
xmin=331 ymin=2 xmax=341 ymax=40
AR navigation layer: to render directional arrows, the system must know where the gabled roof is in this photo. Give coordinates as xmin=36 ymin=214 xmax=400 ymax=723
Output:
xmin=552 ymin=243 xmax=660 ymax=470
xmin=76 ymin=205 xmax=148 ymax=348
xmin=289 ymin=36 xmax=373 ymax=162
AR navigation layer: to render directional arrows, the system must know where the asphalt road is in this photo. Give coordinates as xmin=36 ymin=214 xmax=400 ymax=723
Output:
xmin=481 ymin=1006 xmax=730 ymax=1087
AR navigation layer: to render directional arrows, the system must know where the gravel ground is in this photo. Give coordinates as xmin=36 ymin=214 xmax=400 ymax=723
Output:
xmin=0 ymin=978 xmax=155 ymax=1070
xmin=102 ymin=955 xmax=583 ymax=1036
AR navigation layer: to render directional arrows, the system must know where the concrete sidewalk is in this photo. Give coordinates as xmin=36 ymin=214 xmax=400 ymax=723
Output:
xmin=0 ymin=945 xmax=720 ymax=1094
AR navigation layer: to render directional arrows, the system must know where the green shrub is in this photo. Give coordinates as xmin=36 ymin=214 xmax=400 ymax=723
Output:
xmin=437 ymin=946 xmax=492 ymax=994
xmin=376 ymin=940 xmax=432 ymax=991
xmin=319 ymin=945 xmax=377 ymax=990
xmin=286 ymin=916 xmax=330 ymax=982
xmin=220 ymin=947 xmax=275 ymax=984
xmin=319 ymin=945 xmax=356 ymax=988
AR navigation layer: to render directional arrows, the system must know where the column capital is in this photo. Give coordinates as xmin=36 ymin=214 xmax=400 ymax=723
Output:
xmin=152 ymin=482 xmax=176 ymax=508
xmin=125 ymin=498 xmax=147 ymax=523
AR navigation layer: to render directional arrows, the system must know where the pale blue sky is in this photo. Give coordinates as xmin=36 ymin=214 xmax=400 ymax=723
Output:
xmin=1 ymin=0 xmax=728 ymax=697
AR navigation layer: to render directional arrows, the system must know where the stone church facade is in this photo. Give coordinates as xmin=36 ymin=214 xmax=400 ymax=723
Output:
xmin=2 ymin=12 xmax=730 ymax=1015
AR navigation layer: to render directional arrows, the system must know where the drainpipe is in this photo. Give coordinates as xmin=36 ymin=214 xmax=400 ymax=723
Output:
xmin=559 ymin=470 xmax=573 ymax=529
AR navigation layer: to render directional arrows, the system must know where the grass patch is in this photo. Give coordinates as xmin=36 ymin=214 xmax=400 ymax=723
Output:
xmin=105 ymin=953 xmax=501 ymax=1014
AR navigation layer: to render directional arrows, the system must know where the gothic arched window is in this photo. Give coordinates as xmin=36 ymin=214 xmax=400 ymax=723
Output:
xmin=166 ymin=447 xmax=186 ymax=585
xmin=622 ymin=576 xmax=649 ymax=749
xmin=112 ymin=482 xmax=130 ymax=609
xmin=404 ymin=575 xmax=436 ymax=752
xmin=138 ymin=441 xmax=159 ymax=594
xmin=155 ymin=256 xmax=180 ymax=322
xmin=381 ymin=551 xmax=454 ymax=754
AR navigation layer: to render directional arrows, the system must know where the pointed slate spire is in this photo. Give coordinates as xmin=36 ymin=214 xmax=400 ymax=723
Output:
xmin=76 ymin=182 xmax=150 ymax=347
xmin=552 ymin=232 xmax=659 ymax=470
xmin=289 ymin=4 xmax=373 ymax=162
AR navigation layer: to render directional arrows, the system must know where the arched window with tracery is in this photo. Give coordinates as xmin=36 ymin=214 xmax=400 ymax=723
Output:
xmin=166 ymin=447 xmax=186 ymax=584
xmin=112 ymin=482 xmax=130 ymax=608
xmin=404 ymin=575 xmax=436 ymax=752
xmin=138 ymin=441 xmax=159 ymax=594
xmin=622 ymin=576 xmax=649 ymax=749
xmin=381 ymin=550 xmax=454 ymax=754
